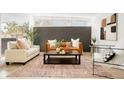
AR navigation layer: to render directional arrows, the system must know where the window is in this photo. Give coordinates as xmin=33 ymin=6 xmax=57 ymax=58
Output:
xmin=71 ymin=20 xmax=89 ymax=26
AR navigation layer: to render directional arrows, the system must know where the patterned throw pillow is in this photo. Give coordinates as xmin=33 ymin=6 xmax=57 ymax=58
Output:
xmin=48 ymin=39 xmax=57 ymax=48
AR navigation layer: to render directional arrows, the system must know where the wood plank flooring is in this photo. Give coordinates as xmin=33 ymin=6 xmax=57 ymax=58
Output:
xmin=0 ymin=52 xmax=124 ymax=78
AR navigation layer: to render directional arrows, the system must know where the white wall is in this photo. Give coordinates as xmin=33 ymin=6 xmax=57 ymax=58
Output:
xmin=33 ymin=16 xmax=91 ymax=27
xmin=91 ymin=13 xmax=124 ymax=46
xmin=117 ymin=13 xmax=124 ymax=42
xmin=0 ymin=14 xmax=1 ymax=59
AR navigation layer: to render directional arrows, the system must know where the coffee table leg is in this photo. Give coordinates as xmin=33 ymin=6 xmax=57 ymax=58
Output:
xmin=79 ymin=55 xmax=80 ymax=64
xmin=44 ymin=54 xmax=46 ymax=64
xmin=48 ymin=55 xmax=50 ymax=59
xmin=75 ymin=55 xmax=77 ymax=60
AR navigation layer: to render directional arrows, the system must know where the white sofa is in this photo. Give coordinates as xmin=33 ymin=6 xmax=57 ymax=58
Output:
xmin=5 ymin=41 xmax=40 ymax=65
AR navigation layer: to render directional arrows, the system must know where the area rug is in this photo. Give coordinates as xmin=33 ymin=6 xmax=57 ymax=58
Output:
xmin=8 ymin=53 xmax=112 ymax=78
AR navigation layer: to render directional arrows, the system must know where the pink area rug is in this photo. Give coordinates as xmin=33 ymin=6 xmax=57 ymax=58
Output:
xmin=8 ymin=54 xmax=112 ymax=78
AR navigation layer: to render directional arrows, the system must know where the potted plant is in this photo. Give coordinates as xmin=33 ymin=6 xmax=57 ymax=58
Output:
xmin=5 ymin=21 xmax=24 ymax=37
xmin=92 ymin=37 xmax=96 ymax=45
xmin=55 ymin=39 xmax=64 ymax=48
xmin=55 ymin=39 xmax=64 ymax=53
xmin=23 ymin=23 xmax=34 ymax=45
xmin=26 ymin=28 xmax=34 ymax=45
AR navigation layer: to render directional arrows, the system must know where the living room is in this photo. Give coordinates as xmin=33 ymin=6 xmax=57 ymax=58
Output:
xmin=0 ymin=13 xmax=124 ymax=78
xmin=1 ymin=0 xmax=124 ymax=93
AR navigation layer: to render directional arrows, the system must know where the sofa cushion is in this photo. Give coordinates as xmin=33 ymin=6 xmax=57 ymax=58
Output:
xmin=27 ymin=47 xmax=39 ymax=56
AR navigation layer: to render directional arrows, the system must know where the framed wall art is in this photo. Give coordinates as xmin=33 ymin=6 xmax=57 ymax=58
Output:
xmin=100 ymin=13 xmax=117 ymax=41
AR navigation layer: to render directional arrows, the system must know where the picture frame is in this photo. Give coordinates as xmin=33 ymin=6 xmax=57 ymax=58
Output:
xmin=100 ymin=13 xmax=117 ymax=41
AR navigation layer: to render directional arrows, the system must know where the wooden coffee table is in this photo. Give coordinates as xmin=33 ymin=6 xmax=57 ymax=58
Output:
xmin=43 ymin=50 xmax=81 ymax=64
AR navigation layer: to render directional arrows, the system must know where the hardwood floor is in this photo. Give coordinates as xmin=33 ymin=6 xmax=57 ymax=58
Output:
xmin=0 ymin=52 xmax=124 ymax=78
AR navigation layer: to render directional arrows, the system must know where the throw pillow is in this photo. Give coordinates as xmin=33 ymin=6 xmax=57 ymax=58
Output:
xmin=16 ymin=38 xmax=30 ymax=49
xmin=7 ymin=41 xmax=17 ymax=49
xmin=71 ymin=38 xmax=80 ymax=48
xmin=48 ymin=39 xmax=57 ymax=48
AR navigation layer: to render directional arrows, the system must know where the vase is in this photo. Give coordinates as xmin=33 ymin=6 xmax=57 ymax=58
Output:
xmin=56 ymin=47 xmax=60 ymax=53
